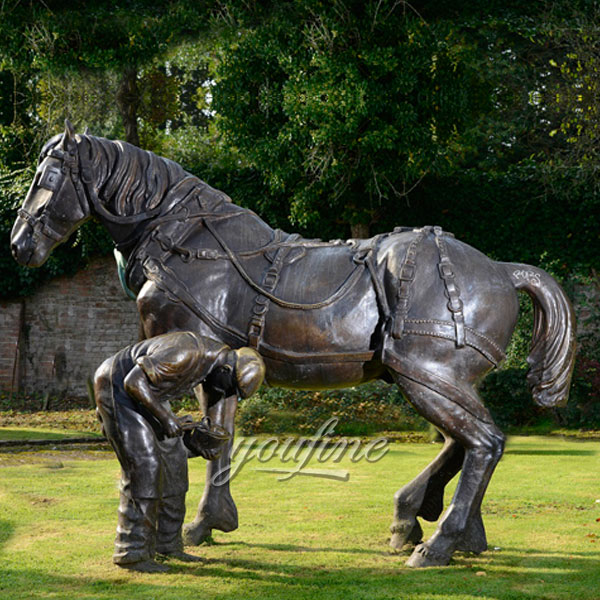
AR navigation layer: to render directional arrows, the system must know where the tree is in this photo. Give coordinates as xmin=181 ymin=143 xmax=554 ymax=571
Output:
xmin=0 ymin=1 xmax=219 ymax=298
xmin=212 ymin=0 xmax=491 ymax=238
xmin=0 ymin=0 xmax=215 ymax=145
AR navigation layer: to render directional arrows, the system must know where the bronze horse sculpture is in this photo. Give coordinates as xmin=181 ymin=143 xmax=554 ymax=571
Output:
xmin=11 ymin=122 xmax=576 ymax=567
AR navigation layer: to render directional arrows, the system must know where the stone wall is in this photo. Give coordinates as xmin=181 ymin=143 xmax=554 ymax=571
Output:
xmin=0 ymin=257 xmax=140 ymax=398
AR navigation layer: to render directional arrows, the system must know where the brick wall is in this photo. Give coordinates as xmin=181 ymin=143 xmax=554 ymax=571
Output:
xmin=1 ymin=257 xmax=140 ymax=398
xmin=0 ymin=301 xmax=24 ymax=391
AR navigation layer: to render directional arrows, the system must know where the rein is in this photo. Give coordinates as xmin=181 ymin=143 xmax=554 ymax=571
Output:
xmin=202 ymin=218 xmax=367 ymax=311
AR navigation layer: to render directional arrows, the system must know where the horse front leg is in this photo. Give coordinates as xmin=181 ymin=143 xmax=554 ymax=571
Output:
xmin=183 ymin=384 xmax=239 ymax=545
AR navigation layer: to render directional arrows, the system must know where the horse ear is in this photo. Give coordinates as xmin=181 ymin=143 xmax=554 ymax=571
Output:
xmin=62 ymin=119 xmax=76 ymax=148
xmin=83 ymin=126 xmax=91 ymax=136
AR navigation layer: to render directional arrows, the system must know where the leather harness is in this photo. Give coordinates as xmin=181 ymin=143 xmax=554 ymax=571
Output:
xmin=37 ymin=136 xmax=505 ymax=371
xmin=138 ymin=213 xmax=505 ymax=368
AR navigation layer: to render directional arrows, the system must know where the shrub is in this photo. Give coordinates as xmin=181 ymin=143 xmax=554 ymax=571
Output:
xmin=235 ymin=381 xmax=428 ymax=436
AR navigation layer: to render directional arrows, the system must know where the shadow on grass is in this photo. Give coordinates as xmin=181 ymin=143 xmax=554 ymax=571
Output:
xmin=505 ymin=449 xmax=597 ymax=456
xmin=213 ymin=540 xmax=383 ymax=555
xmin=2 ymin=545 xmax=598 ymax=600
xmin=0 ymin=520 xmax=14 ymax=551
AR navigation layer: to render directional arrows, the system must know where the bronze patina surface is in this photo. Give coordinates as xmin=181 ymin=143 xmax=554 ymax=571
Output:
xmin=11 ymin=122 xmax=576 ymax=567
xmin=93 ymin=330 xmax=264 ymax=571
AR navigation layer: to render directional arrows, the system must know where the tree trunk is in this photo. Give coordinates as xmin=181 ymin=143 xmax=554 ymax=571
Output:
xmin=350 ymin=222 xmax=370 ymax=239
xmin=116 ymin=66 xmax=140 ymax=146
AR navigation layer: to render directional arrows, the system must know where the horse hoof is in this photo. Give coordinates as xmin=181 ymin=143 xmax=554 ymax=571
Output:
xmin=455 ymin=514 xmax=487 ymax=554
xmin=389 ymin=518 xmax=423 ymax=550
xmin=405 ymin=543 xmax=450 ymax=568
xmin=183 ymin=520 xmax=214 ymax=546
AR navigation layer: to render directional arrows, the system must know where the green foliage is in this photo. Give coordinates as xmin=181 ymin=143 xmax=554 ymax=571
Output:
xmin=236 ymin=381 xmax=427 ymax=436
xmin=213 ymin=1 xmax=490 ymax=235
xmin=0 ymin=1 xmax=213 ymax=73
xmin=479 ymin=368 xmax=539 ymax=429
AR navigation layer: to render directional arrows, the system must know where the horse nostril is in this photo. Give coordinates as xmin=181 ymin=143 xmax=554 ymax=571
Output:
xmin=11 ymin=243 xmax=19 ymax=259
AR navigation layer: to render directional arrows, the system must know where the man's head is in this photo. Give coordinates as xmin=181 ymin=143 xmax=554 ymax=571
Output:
xmin=233 ymin=347 xmax=265 ymax=398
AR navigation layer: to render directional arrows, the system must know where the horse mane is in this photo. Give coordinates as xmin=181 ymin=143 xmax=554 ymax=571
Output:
xmin=77 ymin=134 xmax=203 ymax=217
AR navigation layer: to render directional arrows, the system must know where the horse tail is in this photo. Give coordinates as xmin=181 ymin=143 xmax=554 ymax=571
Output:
xmin=502 ymin=262 xmax=576 ymax=408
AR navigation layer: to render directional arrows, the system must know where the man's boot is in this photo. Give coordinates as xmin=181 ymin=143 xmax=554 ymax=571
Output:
xmin=157 ymin=494 xmax=202 ymax=563
xmin=113 ymin=494 xmax=169 ymax=572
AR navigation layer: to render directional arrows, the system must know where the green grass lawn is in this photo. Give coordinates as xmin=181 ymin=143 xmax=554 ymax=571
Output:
xmin=0 ymin=435 xmax=598 ymax=600
xmin=0 ymin=427 xmax=103 ymax=441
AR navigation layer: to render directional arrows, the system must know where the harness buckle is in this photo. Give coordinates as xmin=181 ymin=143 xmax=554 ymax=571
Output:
xmin=438 ymin=262 xmax=455 ymax=280
xmin=399 ymin=263 xmax=416 ymax=281
xmin=263 ymin=269 xmax=279 ymax=289
xmin=447 ymin=297 xmax=464 ymax=313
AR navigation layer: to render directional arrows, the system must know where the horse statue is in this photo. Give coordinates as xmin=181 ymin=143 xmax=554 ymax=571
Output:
xmin=10 ymin=121 xmax=576 ymax=567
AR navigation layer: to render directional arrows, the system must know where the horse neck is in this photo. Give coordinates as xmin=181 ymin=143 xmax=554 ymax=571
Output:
xmin=79 ymin=135 xmax=268 ymax=254
xmin=81 ymin=136 xmax=194 ymax=249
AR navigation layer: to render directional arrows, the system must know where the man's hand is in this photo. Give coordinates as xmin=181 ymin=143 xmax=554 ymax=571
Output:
xmin=163 ymin=416 xmax=183 ymax=438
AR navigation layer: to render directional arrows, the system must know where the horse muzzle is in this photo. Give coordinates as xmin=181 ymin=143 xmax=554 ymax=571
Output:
xmin=10 ymin=218 xmax=47 ymax=267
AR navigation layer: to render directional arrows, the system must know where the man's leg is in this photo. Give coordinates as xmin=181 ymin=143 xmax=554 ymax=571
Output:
xmin=113 ymin=487 xmax=168 ymax=572
xmin=156 ymin=436 xmax=202 ymax=562
xmin=95 ymin=361 xmax=169 ymax=572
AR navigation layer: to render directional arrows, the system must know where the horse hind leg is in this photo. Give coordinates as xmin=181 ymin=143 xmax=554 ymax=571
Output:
xmin=389 ymin=371 xmax=505 ymax=567
xmin=390 ymin=436 xmax=464 ymax=550
xmin=410 ymin=438 xmax=488 ymax=555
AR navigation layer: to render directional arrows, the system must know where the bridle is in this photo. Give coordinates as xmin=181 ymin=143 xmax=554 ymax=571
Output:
xmin=17 ymin=143 xmax=89 ymax=244
xmin=19 ymin=135 xmax=162 ymax=246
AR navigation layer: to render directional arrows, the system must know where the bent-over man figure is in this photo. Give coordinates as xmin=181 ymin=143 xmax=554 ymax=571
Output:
xmin=94 ymin=331 xmax=265 ymax=573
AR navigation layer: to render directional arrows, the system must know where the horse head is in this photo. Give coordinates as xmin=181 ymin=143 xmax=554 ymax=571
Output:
xmin=11 ymin=120 xmax=91 ymax=267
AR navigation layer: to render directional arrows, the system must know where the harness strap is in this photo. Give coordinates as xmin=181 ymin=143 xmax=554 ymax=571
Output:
xmin=142 ymin=257 xmax=248 ymax=347
xmin=433 ymin=226 xmax=465 ymax=348
xmin=247 ymin=235 xmax=299 ymax=348
xmin=17 ymin=207 xmax=66 ymax=243
xmin=382 ymin=342 xmax=494 ymax=423
xmin=142 ymin=257 xmax=377 ymax=364
xmin=203 ymin=218 xmax=365 ymax=311
xmin=403 ymin=318 xmax=505 ymax=366
xmin=391 ymin=227 xmax=430 ymax=339
xmin=365 ymin=253 xmax=391 ymax=322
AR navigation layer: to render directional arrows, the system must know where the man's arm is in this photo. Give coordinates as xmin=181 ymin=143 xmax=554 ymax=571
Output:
xmin=124 ymin=365 xmax=182 ymax=437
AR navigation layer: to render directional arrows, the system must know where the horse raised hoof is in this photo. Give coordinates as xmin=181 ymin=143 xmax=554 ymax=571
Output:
xmin=389 ymin=518 xmax=423 ymax=550
xmin=183 ymin=519 xmax=215 ymax=546
xmin=183 ymin=494 xmax=239 ymax=545
xmin=405 ymin=543 xmax=451 ymax=568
